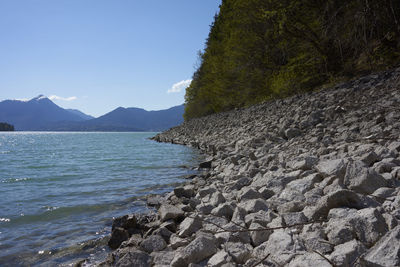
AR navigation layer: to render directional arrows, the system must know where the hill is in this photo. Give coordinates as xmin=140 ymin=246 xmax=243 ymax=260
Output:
xmin=0 ymin=122 xmax=14 ymax=131
xmin=0 ymin=95 xmax=91 ymax=130
xmin=0 ymin=95 xmax=184 ymax=131
xmin=184 ymin=0 xmax=400 ymax=119
xmin=50 ymin=105 xmax=185 ymax=132
xmin=66 ymin=109 xmax=95 ymax=120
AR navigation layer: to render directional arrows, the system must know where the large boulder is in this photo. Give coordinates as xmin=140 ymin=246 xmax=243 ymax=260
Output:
xmin=114 ymin=249 xmax=151 ymax=267
xmin=207 ymin=250 xmax=233 ymax=267
xmin=252 ymin=229 xmax=304 ymax=265
xmin=303 ymin=189 xmax=376 ymax=220
xmin=363 ymin=225 xmax=400 ymax=266
xmin=159 ymin=204 xmax=184 ymax=222
xmin=315 ymin=159 xmax=347 ymax=179
xmin=224 ymin=242 xmax=252 ymax=264
xmin=238 ymin=199 xmax=268 ymax=214
xmin=140 ymin=235 xmax=167 ymax=253
xmin=344 ymin=160 xmax=389 ymax=194
xmin=288 ymin=252 xmax=332 ymax=267
xmin=178 ymin=216 xmax=202 ymax=238
xmin=108 ymin=227 xmax=130 ymax=249
xmin=171 ymin=234 xmax=217 ymax=266
xmin=329 ymin=240 xmax=366 ymax=266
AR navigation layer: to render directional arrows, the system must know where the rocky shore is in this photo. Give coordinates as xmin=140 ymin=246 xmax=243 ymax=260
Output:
xmin=96 ymin=68 xmax=400 ymax=267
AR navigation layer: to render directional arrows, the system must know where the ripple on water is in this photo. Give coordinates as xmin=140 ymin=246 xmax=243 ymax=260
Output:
xmin=1 ymin=177 xmax=32 ymax=183
xmin=0 ymin=132 xmax=203 ymax=266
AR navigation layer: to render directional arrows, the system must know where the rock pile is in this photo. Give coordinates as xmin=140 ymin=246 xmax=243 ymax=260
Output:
xmin=98 ymin=68 xmax=400 ymax=266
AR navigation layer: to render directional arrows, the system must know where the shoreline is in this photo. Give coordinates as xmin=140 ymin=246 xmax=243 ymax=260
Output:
xmin=93 ymin=67 xmax=400 ymax=266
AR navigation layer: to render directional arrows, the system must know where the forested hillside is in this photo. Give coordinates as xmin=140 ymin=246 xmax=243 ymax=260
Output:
xmin=184 ymin=0 xmax=400 ymax=119
xmin=0 ymin=122 xmax=14 ymax=131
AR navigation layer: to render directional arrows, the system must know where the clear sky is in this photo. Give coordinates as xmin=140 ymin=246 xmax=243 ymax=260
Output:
xmin=0 ymin=1 xmax=221 ymax=117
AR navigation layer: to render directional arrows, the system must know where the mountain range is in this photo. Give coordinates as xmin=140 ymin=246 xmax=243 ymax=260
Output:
xmin=0 ymin=95 xmax=184 ymax=131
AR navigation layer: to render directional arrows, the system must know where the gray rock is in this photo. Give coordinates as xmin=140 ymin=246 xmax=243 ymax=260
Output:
xmin=150 ymin=251 xmax=175 ymax=266
xmin=388 ymin=141 xmax=400 ymax=152
xmin=363 ymin=225 xmax=400 ymax=266
xmin=231 ymin=206 xmax=247 ymax=224
xmin=277 ymin=201 xmax=306 ymax=213
xmin=112 ymin=214 xmax=137 ymax=231
xmin=303 ymin=189 xmax=372 ymax=220
xmin=209 ymin=192 xmax=226 ymax=206
xmin=115 ymin=249 xmax=151 ymax=267
xmin=285 ymin=173 xmax=322 ymax=194
xmin=109 ymin=227 xmax=130 ymax=249
xmin=249 ymin=222 xmax=272 ymax=246
xmin=252 ymin=229 xmax=303 ymax=265
xmin=238 ymin=188 xmax=262 ymax=201
xmin=360 ymin=151 xmax=380 ymax=166
xmin=199 ymin=160 xmax=212 ymax=168
xmin=285 ymin=128 xmax=302 ymax=139
xmin=174 ymin=185 xmax=195 ymax=198
xmin=178 ymin=216 xmax=202 ymax=238
xmin=238 ymin=199 xmax=268 ymax=214
xmin=159 ymin=220 xmax=177 ymax=233
xmin=244 ymin=210 xmax=277 ymax=227
xmin=140 ymin=235 xmax=167 ymax=253
xmin=326 ymin=207 xmax=388 ymax=247
xmin=197 ymin=203 xmax=214 ymax=215
xmin=288 ymin=156 xmax=319 ymax=171
xmin=230 ymin=176 xmax=251 ymax=190
xmin=169 ymin=234 xmax=190 ymax=249
xmin=282 ymin=212 xmax=308 ymax=226
xmin=211 ymin=203 xmax=235 ymax=220
xmin=258 ymin=187 xmax=275 ymax=200
xmin=153 ymin=226 xmax=173 ymax=242
xmin=197 ymin=187 xmax=217 ymax=198
xmin=202 ymin=216 xmax=228 ymax=233
xmin=120 ymin=234 xmax=143 ymax=248
xmin=215 ymin=222 xmax=251 ymax=244
xmin=326 ymin=221 xmax=354 ymax=245
xmin=315 ymin=158 xmax=347 ymax=179
xmin=147 ymin=195 xmax=164 ymax=207
xmin=159 ymin=204 xmax=184 ymax=222
xmin=171 ymin=234 xmax=217 ymax=266
xmin=288 ymin=252 xmax=331 ymax=267
xmin=329 ymin=239 xmax=366 ymax=266
xmin=303 ymin=237 xmax=333 ymax=254
xmin=352 ymin=208 xmax=388 ymax=247
xmin=224 ymin=242 xmax=252 ymax=264
xmin=207 ymin=250 xmax=232 ymax=267
xmin=344 ymin=160 xmax=388 ymax=194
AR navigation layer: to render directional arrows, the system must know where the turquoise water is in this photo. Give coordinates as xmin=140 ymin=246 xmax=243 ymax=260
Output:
xmin=0 ymin=132 xmax=201 ymax=266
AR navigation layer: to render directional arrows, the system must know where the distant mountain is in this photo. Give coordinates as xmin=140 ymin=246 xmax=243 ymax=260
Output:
xmin=0 ymin=95 xmax=184 ymax=131
xmin=0 ymin=95 xmax=91 ymax=130
xmin=89 ymin=105 xmax=185 ymax=131
xmin=66 ymin=109 xmax=95 ymax=120
xmin=51 ymin=105 xmax=185 ymax=131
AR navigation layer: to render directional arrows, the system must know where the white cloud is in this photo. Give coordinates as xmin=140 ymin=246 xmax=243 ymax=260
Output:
xmin=167 ymin=79 xmax=192 ymax=94
xmin=49 ymin=95 xmax=77 ymax=101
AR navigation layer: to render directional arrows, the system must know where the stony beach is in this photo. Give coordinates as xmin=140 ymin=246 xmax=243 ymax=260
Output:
xmin=96 ymin=67 xmax=400 ymax=267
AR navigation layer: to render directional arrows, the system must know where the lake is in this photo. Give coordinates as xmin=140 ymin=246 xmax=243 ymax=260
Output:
xmin=0 ymin=132 xmax=201 ymax=266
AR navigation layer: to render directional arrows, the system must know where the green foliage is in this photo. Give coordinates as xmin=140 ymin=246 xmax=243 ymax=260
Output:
xmin=184 ymin=0 xmax=400 ymax=120
xmin=0 ymin=122 xmax=14 ymax=131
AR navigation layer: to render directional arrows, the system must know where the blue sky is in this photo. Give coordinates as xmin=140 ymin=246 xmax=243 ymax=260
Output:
xmin=0 ymin=1 xmax=221 ymax=117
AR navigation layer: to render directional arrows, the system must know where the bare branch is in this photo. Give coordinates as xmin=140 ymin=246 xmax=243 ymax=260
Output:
xmin=311 ymin=249 xmax=336 ymax=267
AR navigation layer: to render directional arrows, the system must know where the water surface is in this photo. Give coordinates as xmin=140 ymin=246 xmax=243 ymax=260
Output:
xmin=0 ymin=132 xmax=201 ymax=266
